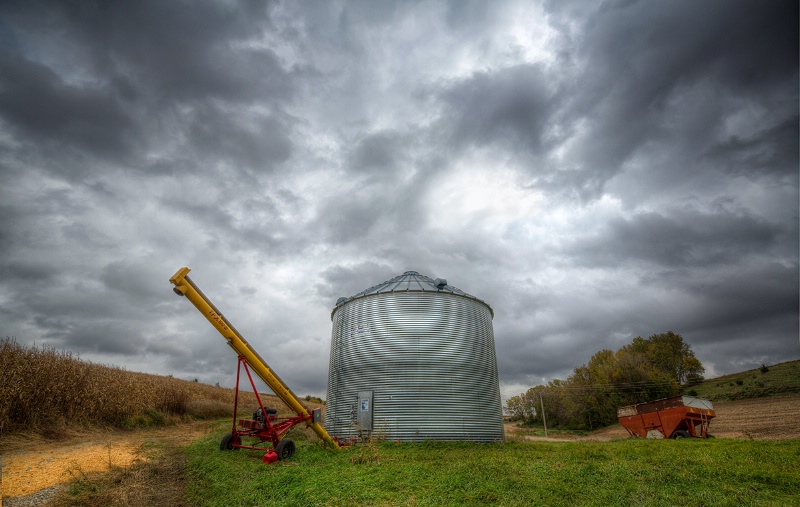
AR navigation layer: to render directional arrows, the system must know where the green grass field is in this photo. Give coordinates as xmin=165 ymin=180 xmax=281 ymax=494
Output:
xmin=185 ymin=428 xmax=800 ymax=507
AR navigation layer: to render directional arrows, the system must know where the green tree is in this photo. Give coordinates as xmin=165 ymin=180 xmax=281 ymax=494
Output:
xmin=618 ymin=331 xmax=703 ymax=388
xmin=566 ymin=350 xmax=622 ymax=430
xmin=543 ymin=380 xmax=571 ymax=427
xmin=682 ymin=356 xmax=705 ymax=385
xmin=644 ymin=331 xmax=704 ymax=385
xmin=505 ymin=331 xmax=705 ymax=430
xmin=505 ymin=394 xmax=529 ymax=422
xmin=614 ymin=346 xmax=678 ymax=403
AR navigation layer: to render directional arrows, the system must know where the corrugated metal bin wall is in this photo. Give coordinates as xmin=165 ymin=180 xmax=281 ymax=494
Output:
xmin=324 ymin=272 xmax=504 ymax=442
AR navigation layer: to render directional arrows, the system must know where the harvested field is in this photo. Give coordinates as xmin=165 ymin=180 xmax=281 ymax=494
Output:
xmin=507 ymin=393 xmax=800 ymax=442
xmin=708 ymin=393 xmax=800 ymax=440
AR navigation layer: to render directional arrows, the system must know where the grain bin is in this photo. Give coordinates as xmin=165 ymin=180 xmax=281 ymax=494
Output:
xmin=325 ymin=271 xmax=504 ymax=442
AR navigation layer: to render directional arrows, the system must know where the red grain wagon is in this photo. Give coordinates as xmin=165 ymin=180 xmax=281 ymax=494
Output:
xmin=617 ymin=395 xmax=715 ymax=439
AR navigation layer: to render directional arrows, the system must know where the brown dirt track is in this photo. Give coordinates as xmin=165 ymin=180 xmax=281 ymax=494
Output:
xmin=1 ymin=421 xmax=217 ymax=506
xmin=2 ymin=394 xmax=799 ymax=505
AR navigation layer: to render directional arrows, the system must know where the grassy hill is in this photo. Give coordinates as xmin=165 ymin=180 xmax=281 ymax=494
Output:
xmin=685 ymin=359 xmax=800 ymax=401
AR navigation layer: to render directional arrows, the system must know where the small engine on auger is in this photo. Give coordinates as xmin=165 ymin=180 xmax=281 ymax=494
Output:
xmin=169 ymin=267 xmax=342 ymax=464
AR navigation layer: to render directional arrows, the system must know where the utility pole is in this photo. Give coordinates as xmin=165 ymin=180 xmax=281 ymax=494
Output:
xmin=538 ymin=391 xmax=548 ymax=437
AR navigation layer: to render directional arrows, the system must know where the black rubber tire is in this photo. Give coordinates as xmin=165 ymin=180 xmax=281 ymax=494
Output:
xmin=275 ymin=438 xmax=296 ymax=461
xmin=220 ymin=432 xmax=240 ymax=450
xmin=671 ymin=430 xmax=691 ymax=439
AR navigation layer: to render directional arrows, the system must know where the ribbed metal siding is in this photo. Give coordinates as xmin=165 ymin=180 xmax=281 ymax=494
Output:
xmin=325 ymin=291 xmax=504 ymax=442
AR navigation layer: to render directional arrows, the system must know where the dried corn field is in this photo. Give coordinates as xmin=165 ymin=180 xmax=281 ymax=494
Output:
xmin=0 ymin=338 xmax=291 ymax=435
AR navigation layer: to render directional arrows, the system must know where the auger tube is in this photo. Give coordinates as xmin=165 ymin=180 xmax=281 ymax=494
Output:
xmin=169 ymin=267 xmax=340 ymax=449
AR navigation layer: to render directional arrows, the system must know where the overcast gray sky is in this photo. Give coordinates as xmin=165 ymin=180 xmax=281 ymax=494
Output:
xmin=1 ymin=0 xmax=797 ymax=401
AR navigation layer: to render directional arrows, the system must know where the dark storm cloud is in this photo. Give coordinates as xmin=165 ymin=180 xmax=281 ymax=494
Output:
xmin=44 ymin=320 xmax=147 ymax=356
xmin=707 ymin=116 xmax=799 ymax=178
xmin=11 ymin=0 xmax=288 ymax=103
xmin=315 ymin=261 xmax=398 ymax=303
xmin=0 ymin=258 xmax=56 ymax=285
xmin=347 ymin=130 xmax=407 ymax=173
xmin=0 ymin=203 xmax=59 ymax=284
xmin=172 ymin=203 xmax=283 ymax=256
xmin=440 ymin=64 xmax=554 ymax=152
xmin=315 ymin=196 xmax=386 ymax=245
xmin=544 ymin=0 xmax=799 ymax=199
xmin=310 ymin=149 xmax=443 ymax=247
xmin=25 ymin=288 xmax=145 ymax=353
xmin=497 ymin=330 xmax=591 ymax=382
xmin=187 ymin=104 xmax=294 ymax=173
xmin=0 ymin=0 xmax=796 ymax=399
xmin=692 ymin=313 xmax=799 ymax=373
xmin=0 ymin=48 xmax=138 ymax=160
xmin=672 ymin=261 xmax=798 ymax=330
xmin=569 ymin=208 xmax=782 ymax=268
xmin=573 ymin=0 xmax=797 ymax=97
xmin=0 ymin=0 xmax=298 ymax=180
xmin=99 ymin=260 xmax=171 ymax=304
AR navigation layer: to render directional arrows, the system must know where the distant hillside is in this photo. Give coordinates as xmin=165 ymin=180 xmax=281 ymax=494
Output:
xmin=685 ymin=359 xmax=800 ymax=401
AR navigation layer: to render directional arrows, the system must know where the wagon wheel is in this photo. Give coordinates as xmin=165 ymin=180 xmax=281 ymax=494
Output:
xmin=220 ymin=432 xmax=241 ymax=450
xmin=671 ymin=430 xmax=691 ymax=439
xmin=275 ymin=438 xmax=296 ymax=461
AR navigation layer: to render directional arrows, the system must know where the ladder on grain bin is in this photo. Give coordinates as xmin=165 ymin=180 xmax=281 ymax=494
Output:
xmin=617 ymin=396 xmax=716 ymax=439
xmin=169 ymin=267 xmax=341 ymax=463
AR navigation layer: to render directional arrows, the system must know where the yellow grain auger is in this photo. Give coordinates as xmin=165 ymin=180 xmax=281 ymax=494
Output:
xmin=169 ymin=267 xmax=341 ymax=463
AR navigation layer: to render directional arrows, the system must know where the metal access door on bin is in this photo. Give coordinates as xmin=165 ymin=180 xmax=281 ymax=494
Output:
xmin=357 ymin=391 xmax=373 ymax=431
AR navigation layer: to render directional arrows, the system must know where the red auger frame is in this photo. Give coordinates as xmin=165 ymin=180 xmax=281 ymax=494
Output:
xmin=222 ymin=356 xmax=322 ymax=464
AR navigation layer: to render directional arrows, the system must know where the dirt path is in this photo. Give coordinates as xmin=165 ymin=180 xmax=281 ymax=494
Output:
xmin=1 ymin=421 xmax=216 ymax=505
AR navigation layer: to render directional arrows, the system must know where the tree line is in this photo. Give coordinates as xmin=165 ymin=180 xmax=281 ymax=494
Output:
xmin=506 ymin=331 xmax=704 ymax=430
